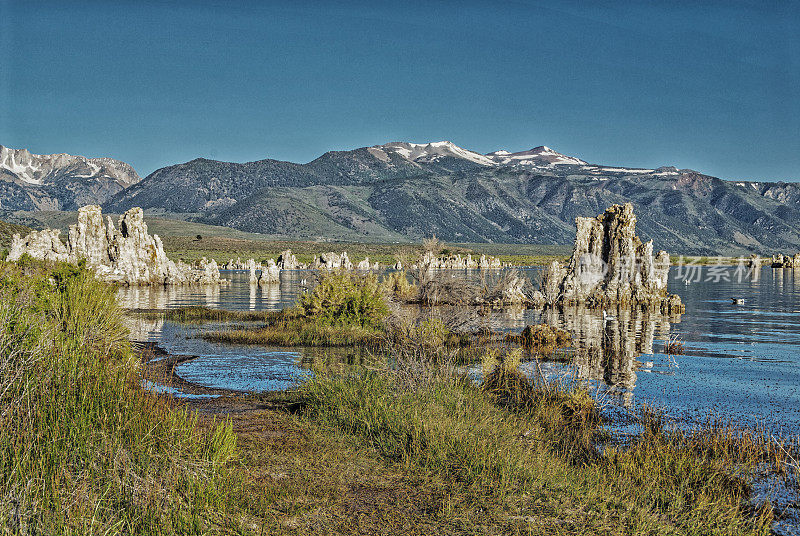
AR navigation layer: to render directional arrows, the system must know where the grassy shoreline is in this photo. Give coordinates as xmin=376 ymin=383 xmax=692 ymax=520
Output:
xmin=5 ymin=260 xmax=795 ymax=534
xmin=0 ymin=259 xmax=238 ymax=533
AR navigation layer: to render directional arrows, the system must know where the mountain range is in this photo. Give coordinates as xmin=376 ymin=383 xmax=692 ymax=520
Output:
xmin=2 ymin=141 xmax=800 ymax=255
xmin=0 ymin=145 xmax=140 ymax=211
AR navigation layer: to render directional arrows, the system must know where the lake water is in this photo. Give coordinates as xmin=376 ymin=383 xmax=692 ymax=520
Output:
xmin=122 ymin=267 xmax=800 ymax=436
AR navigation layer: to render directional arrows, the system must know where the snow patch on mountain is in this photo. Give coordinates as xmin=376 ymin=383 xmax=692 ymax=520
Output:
xmin=486 ymin=146 xmax=587 ymax=166
xmin=600 ymin=167 xmax=654 ymax=174
xmin=370 ymin=141 xmax=589 ymax=169
xmin=0 ymin=148 xmax=44 ymax=184
xmin=0 ymin=145 xmax=141 ymax=187
xmin=374 ymin=141 xmax=497 ymax=166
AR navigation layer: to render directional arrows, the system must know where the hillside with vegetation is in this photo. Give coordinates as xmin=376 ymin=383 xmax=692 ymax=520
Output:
xmin=0 ymin=218 xmax=30 ymax=248
xmin=104 ymin=143 xmax=800 ymax=256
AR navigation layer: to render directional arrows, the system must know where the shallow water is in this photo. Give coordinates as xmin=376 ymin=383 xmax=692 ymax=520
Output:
xmin=123 ymin=267 xmax=800 ymax=435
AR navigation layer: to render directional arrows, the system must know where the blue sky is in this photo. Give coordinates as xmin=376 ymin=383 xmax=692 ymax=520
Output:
xmin=1 ymin=0 xmax=798 ymax=180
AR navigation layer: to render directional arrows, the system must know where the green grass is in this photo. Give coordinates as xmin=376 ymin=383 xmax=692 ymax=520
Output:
xmin=301 ymin=359 xmax=778 ymax=535
xmin=0 ymin=218 xmax=31 ymax=249
xmin=204 ymin=317 xmax=385 ymax=347
xmin=160 ymin=236 xmax=449 ymax=266
xmin=0 ymin=259 xmax=238 ymax=534
xmin=136 ymin=305 xmax=279 ymax=323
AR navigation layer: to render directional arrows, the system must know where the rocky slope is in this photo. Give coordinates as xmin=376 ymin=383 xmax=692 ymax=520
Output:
xmin=0 ymin=145 xmax=141 ymax=211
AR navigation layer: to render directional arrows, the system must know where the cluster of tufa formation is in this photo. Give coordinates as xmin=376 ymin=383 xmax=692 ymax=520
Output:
xmin=540 ymin=203 xmax=683 ymax=313
xmin=221 ymin=249 xmax=503 ymax=279
xmin=223 ymin=250 xmax=303 ymax=271
xmin=311 ymin=252 xmax=354 ymax=271
xmin=771 ymin=253 xmax=800 ymax=268
xmin=248 ymin=258 xmax=281 ymax=285
xmin=414 ymin=252 xmax=503 ymax=271
xmin=8 ymin=205 xmax=222 ymax=286
xmin=225 ymin=250 xmax=384 ymax=275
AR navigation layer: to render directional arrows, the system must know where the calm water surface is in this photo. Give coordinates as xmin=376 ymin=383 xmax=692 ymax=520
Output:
xmin=122 ymin=268 xmax=800 ymax=435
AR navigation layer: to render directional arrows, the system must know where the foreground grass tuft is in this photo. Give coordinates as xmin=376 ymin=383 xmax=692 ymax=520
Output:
xmin=300 ymin=354 xmax=777 ymax=535
xmin=0 ymin=260 xmax=238 ymax=534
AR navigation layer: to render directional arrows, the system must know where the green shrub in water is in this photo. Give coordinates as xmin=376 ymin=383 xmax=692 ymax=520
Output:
xmin=299 ymin=273 xmax=388 ymax=328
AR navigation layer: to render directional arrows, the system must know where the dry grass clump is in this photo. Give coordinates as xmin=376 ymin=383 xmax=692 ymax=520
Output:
xmin=481 ymin=348 xmax=599 ymax=459
xmin=506 ymin=323 xmax=572 ymax=355
xmin=399 ymin=267 xmax=535 ymax=307
xmin=664 ymin=333 xmax=686 ymax=355
xmin=383 ymin=317 xmax=459 ymax=389
xmin=416 ymin=270 xmax=483 ymax=306
xmin=421 ymin=235 xmax=441 ymax=256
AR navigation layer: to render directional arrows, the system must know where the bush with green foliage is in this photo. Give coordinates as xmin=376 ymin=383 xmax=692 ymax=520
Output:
xmin=299 ymin=273 xmax=388 ymax=328
xmin=380 ymin=270 xmax=419 ymax=301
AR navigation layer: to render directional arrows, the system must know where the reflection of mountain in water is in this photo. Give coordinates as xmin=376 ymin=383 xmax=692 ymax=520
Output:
xmin=541 ymin=307 xmax=682 ymax=406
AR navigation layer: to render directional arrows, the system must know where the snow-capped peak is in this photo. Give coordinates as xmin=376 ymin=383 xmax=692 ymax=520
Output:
xmin=0 ymin=145 xmax=141 ymax=187
xmin=486 ymin=146 xmax=587 ymax=166
xmin=371 ymin=141 xmax=497 ymax=166
xmin=366 ymin=141 xmax=589 ymax=168
xmin=0 ymin=146 xmax=44 ymax=184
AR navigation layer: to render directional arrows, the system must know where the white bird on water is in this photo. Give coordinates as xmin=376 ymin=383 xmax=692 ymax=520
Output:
xmin=731 ymin=298 xmax=745 ymax=305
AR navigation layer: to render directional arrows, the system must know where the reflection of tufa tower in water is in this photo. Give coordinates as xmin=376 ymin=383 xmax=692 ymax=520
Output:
xmin=545 ymin=306 xmax=677 ymax=407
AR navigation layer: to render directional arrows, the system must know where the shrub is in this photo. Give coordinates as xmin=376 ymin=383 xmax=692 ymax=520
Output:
xmin=380 ymin=270 xmax=419 ymax=301
xmin=299 ymin=273 xmax=388 ymax=328
xmin=512 ymin=323 xmax=572 ymax=354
